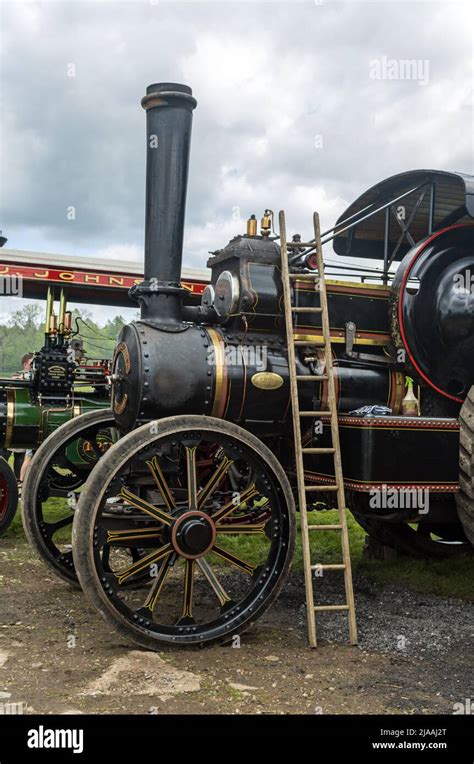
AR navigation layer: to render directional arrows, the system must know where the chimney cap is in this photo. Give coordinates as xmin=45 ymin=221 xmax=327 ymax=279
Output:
xmin=142 ymin=82 xmax=196 ymax=111
xmin=146 ymin=82 xmax=193 ymax=96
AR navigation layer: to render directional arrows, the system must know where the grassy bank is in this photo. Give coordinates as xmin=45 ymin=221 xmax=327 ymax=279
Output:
xmin=4 ymin=498 xmax=473 ymax=601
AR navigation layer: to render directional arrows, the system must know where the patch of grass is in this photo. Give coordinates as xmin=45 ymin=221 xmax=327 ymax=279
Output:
xmin=299 ymin=509 xmax=473 ymax=601
xmin=358 ymin=555 xmax=474 ymax=601
xmin=225 ymin=685 xmax=244 ymax=703
xmin=2 ymin=507 xmax=25 ymax=540
xmin=293 ymin=508 xmax=367 ymax=568
xmin=210 ymin=507 xmax=473 ymax=600
xmin=3 ymin=496 xmax=71 ymax=542
xmin=212 ymin=508 xmax=366 ymax=570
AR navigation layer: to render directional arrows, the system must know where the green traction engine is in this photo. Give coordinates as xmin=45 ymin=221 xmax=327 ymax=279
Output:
xmin=0 ymin=290 xmax=112 ymax=532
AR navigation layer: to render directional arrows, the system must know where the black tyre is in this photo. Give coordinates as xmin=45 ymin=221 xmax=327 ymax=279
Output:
xmin=73 ymin=415 xmax=296 ymax=648
xmin=0 ymin=457 xmax=19 ymax=534
xmin=456 ymin=386 xmax=474 ymax=545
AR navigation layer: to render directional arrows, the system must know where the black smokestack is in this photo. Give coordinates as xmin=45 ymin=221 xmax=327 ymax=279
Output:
xmin=132 ymin=83 xmax=197 ymax=325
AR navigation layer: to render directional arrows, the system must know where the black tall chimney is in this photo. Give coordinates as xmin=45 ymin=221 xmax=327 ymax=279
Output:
xmin=131 ymin=83 xmax=197 ymax=326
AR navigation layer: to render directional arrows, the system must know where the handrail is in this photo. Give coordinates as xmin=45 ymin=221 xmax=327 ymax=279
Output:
xmin=281 ymin=180 xmax=436 ymax=283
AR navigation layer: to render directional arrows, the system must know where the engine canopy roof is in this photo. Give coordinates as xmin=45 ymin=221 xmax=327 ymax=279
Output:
xmin=333 ymin=169 xmax=474 ymax=261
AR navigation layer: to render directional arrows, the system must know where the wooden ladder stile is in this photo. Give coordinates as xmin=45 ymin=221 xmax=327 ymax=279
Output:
xmin=279 ymin=210 xmax=358 ymax=648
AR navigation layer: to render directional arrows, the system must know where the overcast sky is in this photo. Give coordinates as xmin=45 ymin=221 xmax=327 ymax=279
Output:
xmin=0 ymin=0 xmax=473 ymax=323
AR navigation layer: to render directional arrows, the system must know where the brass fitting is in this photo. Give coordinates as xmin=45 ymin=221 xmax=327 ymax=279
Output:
xmin=261 ymin=209 xmax=272 ymax=237
xmin=58 ymin=288 xmax=67 ymax=331
xmin=44 ymin=287 xmax=53 ymax=334
xmin=246 ymin=214 xmax=257 ymax=236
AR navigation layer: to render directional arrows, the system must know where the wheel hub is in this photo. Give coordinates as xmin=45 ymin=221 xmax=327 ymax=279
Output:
xmin=171 ymin=511 xmax=216 ymax=558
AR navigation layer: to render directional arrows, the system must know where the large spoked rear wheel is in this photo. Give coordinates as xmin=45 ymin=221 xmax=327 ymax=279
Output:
xmin=22 ymin=409 xmax=117 ymax=586
xmin=73 ymin=416 xmax=295 ymax=649
xmin=456 ymin=386 xmax=474 ymax=545
xmin=0 ymin=457 xmax=19 ymax=534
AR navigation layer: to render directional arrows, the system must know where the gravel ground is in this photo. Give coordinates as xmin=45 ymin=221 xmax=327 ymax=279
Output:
xmin=0 ymin=539 xmax=472 ymax=715
xmin=296 ymin=572 xmax=474 ymax=657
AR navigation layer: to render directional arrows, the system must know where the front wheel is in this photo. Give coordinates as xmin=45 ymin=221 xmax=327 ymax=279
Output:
xmin=73 ymin=416 xmax=295 ymax=648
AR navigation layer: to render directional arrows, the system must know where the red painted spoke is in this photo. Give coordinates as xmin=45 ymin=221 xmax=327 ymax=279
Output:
xmin=197 ymin=456 xmax=234 ymax=509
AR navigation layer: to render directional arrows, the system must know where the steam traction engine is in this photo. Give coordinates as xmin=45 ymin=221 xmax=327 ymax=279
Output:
xmin=0 ymin=292 xmax=112 ymax=534
xmin=1 ymin=253 xmax=206 ymax=542
xmin=23 ymin=83 xmax=474 ymax=648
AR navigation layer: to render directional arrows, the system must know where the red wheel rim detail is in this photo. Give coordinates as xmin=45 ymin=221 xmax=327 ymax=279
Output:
xmin=171 ymin=510 xmax=217 ymax=559
xmin=398 ymin=223 xmax=474 ymax=404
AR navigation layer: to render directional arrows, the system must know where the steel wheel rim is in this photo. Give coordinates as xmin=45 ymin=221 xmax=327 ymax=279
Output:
xmin=86 ymin=427 xmax=292 ymax=644
xmin=26 ymin=420 xmax=147 ymax=583
xmin=34 ymin=423 xmax=114 ymax=574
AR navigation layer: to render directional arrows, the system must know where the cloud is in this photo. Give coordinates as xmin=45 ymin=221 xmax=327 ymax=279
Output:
xmin=0 ymin=0 xmax=472 ymax=279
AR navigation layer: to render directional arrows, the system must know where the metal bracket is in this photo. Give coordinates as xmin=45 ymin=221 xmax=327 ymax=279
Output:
xmin=345 ymin=321 xmax=356 ymax=356
xmin=344 ymin=321 xmax=394 ymax=365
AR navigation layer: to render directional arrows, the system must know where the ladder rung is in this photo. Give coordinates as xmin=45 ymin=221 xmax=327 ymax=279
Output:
xmin=304 ymin=485 xmax=338 ymax=492
xmin=289 ymin=273 xmax=319 ymax=280
xmin=295 ymin=375 xmax=328 ymax=382
xmin=280 ymin=211 xmax=358 ymax=649
xmin=301 ymin=447 xmax=335 ymax=454
xmin=291 ymin=307 xmax=323 ymax=313
xmin=311 ymin=563 xmax=346 ymax=571
xmin=314 ymin=605 xmax=349 ymax=612
xmin=293 ymin=340 xmax=325 ymax=346
xmin=299 ymin=410 xmax=332 ymax=416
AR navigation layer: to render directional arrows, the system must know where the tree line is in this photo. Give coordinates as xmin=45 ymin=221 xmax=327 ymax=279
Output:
xmin=0 ymin=304 xmax=129 ymax=375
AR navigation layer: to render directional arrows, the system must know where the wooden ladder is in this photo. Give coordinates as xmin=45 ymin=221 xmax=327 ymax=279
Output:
xmin=279 ymin=210 xmax=358 ymax=648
